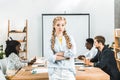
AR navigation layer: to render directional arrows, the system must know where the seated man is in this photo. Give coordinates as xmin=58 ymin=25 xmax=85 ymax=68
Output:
xmin=78 ymin=38 xmax=98 ymax=60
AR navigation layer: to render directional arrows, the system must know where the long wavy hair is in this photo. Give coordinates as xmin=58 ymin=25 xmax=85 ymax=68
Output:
xmin=5 ymin=40 xmax=21 ymax=57
xmin=51 ymin=16 xmax=72 ymax=52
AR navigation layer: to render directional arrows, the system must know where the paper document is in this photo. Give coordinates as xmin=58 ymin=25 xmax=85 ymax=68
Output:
xmin=31 ymin=68 xmax=48 ymax=74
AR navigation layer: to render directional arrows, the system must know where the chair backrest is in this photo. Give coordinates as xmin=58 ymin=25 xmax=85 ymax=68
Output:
xmin=0 ymin=69 xmax=6 ymax=80
xmin=0 ymin=58 xmax=7 ymax=75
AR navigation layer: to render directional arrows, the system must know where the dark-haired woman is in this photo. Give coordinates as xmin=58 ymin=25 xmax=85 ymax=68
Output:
xmin=5 ymin=40 xmax=36 ymax=76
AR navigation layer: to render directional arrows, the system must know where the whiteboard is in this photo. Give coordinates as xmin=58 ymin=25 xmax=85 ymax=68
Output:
xmin=42 ymin=14 xmax=90 ymax=57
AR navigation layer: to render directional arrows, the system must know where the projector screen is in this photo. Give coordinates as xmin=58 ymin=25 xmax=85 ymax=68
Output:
xmin=42 ymin=14 xmax=90 ymax=57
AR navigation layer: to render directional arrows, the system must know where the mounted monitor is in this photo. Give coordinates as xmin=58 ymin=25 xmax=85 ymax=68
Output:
xmin=42 ymin=14 xmax=90 ymax=57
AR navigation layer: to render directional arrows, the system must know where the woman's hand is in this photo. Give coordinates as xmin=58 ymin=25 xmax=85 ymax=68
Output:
xmin=55 ymin=55 xmax=65 ymax=60
xmin=28 ymin=57 xmax=36 ymax=65
xmin=55 ymin=52 xmax=70 ymax=60
xmin=55 ymin=52 xmax=65 ymax=60
xmin=84 ymin=58 xmax=94 ymax=66
xmin=56 ymin=52 xmax=64 ymax=56
xmin=78 ymin=55 xmax=85 ymax=60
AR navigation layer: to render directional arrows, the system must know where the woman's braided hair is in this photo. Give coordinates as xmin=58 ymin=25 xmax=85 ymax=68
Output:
xmin=51 ymin=16 xmax=72 ymax=52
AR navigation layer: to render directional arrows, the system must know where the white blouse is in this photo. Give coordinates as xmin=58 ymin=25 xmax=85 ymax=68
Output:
xmin=47 ymin=36 xmax=76 ymax=76
xmin=6 ymin=53 xmax=26 ymax=76
xmin=84 ymin=46 xmax=98 ymax=59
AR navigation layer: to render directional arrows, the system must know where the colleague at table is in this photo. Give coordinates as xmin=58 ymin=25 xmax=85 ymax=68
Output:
xmin=78 ymin=38 xmax=97 ymax=60
xmin=47 ymin=16 xmax=76 ymax=80
xmin=5 ymin=40 xmax=36 ymax=76
xmin=85 ymin=36 xmax=120 ymax=80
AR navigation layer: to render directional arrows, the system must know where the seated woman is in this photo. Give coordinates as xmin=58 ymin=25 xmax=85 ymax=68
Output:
xmin=5 ymin=40 xmax=36 ymax=76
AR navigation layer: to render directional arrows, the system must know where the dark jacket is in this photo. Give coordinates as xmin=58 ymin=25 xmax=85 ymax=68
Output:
xmin=90 ymin=46 xmax=120 ymax=80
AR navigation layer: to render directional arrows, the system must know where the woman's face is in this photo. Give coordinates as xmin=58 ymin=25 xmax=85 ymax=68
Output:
xmin=85 ymin=42 xmax=92 ymax=50
xmin=54 ymin=20 xmax=65 ymax=34
xmin=16 ymin=44 xmax=21 ymax=52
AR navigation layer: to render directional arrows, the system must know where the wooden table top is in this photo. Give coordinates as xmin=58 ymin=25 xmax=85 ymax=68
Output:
xmin=76 ymin=66 xmax=110 ymax=80
xmin=8 ymin=65 xmax=110 ymax=80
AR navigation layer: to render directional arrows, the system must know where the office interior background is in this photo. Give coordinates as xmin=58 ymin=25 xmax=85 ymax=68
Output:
xmin=0 ymin=0 xmax=119 ymax=59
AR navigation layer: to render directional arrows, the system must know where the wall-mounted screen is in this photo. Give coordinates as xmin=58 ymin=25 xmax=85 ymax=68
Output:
xmin=42 ymin=14 xmax=90 ymax=57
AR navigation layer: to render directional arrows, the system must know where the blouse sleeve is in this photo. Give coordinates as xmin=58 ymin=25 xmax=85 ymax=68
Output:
xmin=47 ymin=41 xmax=56 ymax=63
xmin=8 ymin=53 xmax=25 ymax=70
xmin=64 ymin=36 xmax=76 ymax=58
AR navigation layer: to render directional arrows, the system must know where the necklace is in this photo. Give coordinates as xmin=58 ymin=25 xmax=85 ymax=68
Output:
xmin=59 ymin=37 xmax=62 ymax=44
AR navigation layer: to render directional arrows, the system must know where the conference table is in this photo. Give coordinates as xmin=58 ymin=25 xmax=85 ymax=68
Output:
xmin=8 ymin=64 xmax=110 ymax=80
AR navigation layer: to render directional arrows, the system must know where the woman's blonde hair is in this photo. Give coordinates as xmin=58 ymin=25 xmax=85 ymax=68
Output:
xmin=51 ymin=16 xmax=72 ymax=52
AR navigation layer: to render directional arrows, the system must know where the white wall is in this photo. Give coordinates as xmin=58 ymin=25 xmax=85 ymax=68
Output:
xmin=0 ymin=0 xmax=114 ymax=58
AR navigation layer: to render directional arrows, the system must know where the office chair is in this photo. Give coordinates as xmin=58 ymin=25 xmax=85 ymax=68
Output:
xmin=0 ymin=58 xmax=7 ymax=75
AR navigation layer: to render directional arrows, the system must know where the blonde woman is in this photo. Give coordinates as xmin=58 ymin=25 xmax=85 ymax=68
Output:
xmin=47 ymin=16 xmax=76 ymax=80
